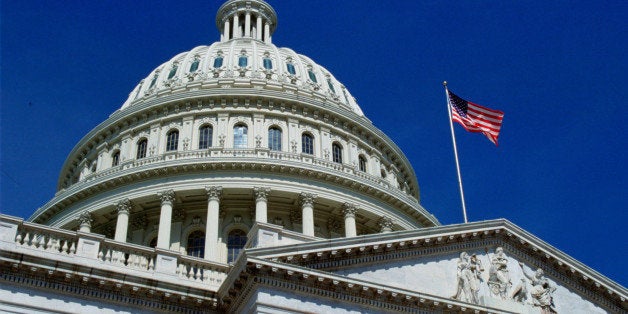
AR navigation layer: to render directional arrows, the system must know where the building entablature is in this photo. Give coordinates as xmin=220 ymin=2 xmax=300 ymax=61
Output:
xmin=242 ymin=219 xmax=627 ymax=312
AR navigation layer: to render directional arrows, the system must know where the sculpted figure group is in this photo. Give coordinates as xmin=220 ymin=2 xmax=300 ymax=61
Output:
xmin=452 ymin=247 xmax=557 ymax=313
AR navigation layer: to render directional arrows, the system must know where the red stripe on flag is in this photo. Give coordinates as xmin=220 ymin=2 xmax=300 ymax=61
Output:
xmin=448 ymin=92 xmax=504 ymax=145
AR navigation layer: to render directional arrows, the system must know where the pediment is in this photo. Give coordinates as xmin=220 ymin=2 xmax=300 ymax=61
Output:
xmin=238 ymin=219 xmax=626 ymax=313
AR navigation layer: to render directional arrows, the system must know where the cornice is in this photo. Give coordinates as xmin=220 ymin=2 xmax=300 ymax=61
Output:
xmin=245 ymin=219 xmax=628 ymax=311
xmin=220 ymin=256 xmax=508 ymax=313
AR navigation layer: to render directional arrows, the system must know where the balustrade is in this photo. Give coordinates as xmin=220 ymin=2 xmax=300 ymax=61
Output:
xmin=1 ymin=214 xmax=229 ymax=289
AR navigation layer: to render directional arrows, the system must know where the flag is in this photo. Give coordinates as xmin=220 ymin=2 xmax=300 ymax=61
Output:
xmin=448 ymin=90 xmax=504 ymax=146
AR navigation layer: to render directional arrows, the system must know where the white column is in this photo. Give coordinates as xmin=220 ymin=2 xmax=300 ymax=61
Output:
xmin=157 ymin=190 xmax=175 ymax=249
xmin=233 ymin=15 xmax=240 ymax=38
xmin=300 ymin=193 xmax=317 ymax=236
xmin=256 ymin=16 xmax=262 ymax=40
xmin=378 ymin=216 xmax=394 ymax=233
xmin=244 ymin=12 xmax=251 ymax=37
xmin=254 ymin=187 xmax=270 ymax=223
xmin=223 ymin=19 xmax=230 ymax=41
xmin=114 ymin=199 xmax=132 ymax=242
xmin=264 ymin=22 xmax=270 ymax=43
xmin=205 ymin=186 xmax=222 ymax=261
xmin=342 ymin=203 xmax=358 ymax=237
xmin=77 ymin=211 xmax=93 ymax=233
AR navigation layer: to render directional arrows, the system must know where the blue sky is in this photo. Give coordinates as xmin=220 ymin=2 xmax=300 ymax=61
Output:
xmin=1 ymin=1 xmax=626 ymax=286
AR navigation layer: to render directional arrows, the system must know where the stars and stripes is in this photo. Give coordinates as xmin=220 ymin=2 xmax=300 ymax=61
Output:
xmin=448 ymin=90 xmax=504 ymax=146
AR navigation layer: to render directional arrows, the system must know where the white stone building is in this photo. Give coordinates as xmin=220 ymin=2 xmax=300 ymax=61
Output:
xmin=0 ymin=1 xmax=626 ymax=313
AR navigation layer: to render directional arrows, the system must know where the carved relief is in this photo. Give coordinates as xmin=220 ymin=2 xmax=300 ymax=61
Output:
xmin=77 ymin=211 xmax=94 ymax=228
xmin=519 ymin=263 xmax=557 ymax=313
xmin=448 ymin=247 xmax=559 ymax=312
xmin=115 ymin=198 xmax=132 ymax=216
xmin=452 ymin=252 xmax=484 ymax=304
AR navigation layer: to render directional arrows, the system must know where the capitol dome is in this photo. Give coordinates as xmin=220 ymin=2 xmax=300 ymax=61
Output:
xmin=29 ymin=0 xmax=438 ymax=264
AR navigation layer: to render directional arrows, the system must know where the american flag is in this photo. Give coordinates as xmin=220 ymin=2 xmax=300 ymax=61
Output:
xmin=448 ymin=91 xmax=504 ymax=146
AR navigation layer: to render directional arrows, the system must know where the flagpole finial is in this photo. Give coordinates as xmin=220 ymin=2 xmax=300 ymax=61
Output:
xmin=443 ymin=81 xmax=448 ymax=87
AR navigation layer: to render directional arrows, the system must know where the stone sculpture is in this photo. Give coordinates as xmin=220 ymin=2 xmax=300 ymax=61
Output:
xmin=519 ymin=262 xmax=557 ymax=313
xmin=452 ymin=252 xmax=484 ymax=304
xmin=487 ymin=247 xmax=512 ymax=299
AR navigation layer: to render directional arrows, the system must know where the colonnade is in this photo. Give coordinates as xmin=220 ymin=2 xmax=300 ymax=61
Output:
xmin=78 ymin=187 xmax=396 ymax=261
xmin=222 ymin=11 xmax=272 ymax=43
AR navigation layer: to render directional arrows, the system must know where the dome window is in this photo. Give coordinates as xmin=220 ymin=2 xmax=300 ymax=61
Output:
xmin=286 ymin=63 xmax=296 ymax=75
xmin=148 ymin=73 xmax=159 ymax=88
xmin=238 ymin=56 xmax=248 ymax=67
xmin=199 ymin=125 xmax=213 ymax=149
xmin=332 ymin=143 xmax=343 ymax=163
xmin=166 ymin=130 xmax=179 ymax=151
xmin=186 ymin=230 xmax=205 ymax=258
xmin=359 ymin=155 xmax=367 ymax=172
xmin=189 ymin=58 xmax=200 ymax=72
xmin=327 ymin=79 xmax=336 ymax=93
xmin=213 ymin=56 xmax=224 ymax=68
xmin=111 ymin=151 xmax=120 ymax=167
xmin=268 ymin=127 xmax=282 ymax=151
xmin=136 ymin=139 xmax=148 ymax=159
xmin=227 ymin=229 xmax=247 ymax=263
xmin=263 ymin=58 xmax=273 ymax=70
xmin=167 ymin=64 xmax=178 ymax=79
xmin=302 ymin=133 xmax=314 ymax=155
xmin=233 ymin=124 xmax=248 ymax=148
xmin=307 ymin=69 xmax=317 ymax=83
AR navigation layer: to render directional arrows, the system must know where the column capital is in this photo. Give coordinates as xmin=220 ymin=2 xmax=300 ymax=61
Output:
xmin=115 ymin=198 xmax=132 ymax=215
xmin=158 ymin=189 xmax=176 ymax=205
xmin=205 ymin=186 xmax=223 ymax=201
xmin=377 ymin=216 xmax=394 ymax=232
xmin=341 ymin=203 xmax=358 ymax=218
xmin=77 ymin=211 xmax=94 ymax=228
xmin=299 ymin=192 xmax=317 ymax=207
xmin=254 ymin=187 xmax=271 ymax=201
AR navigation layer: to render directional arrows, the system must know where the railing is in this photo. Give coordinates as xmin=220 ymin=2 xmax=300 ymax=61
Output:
xmin=14 ymin=222 xmax=78 ymax=255
xmin=1 ymin=215 xmax=229 ymax=290
xmin=81 ymin=147 xmax=398 ymax=194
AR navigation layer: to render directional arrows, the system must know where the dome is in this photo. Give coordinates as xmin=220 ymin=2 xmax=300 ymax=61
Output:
xmin=120 ymin=0 xmax=363 ymax=116
xmin=30 ymin=0 xmax=438 ymax=260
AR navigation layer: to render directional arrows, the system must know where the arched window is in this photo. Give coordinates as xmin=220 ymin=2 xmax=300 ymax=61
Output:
xmin=189 ymin=58 xmax=200 ymax=72
xmin=167 ymin=64 xmax=178 ymax=79
xmin=136 ymin=139 xmax=148 ymax=159
xmin=359 ymin=155 xmax=367 ymax=172
xmin=268 ymin=127 xmax=282 ymax=151
xmin=233 ymin=124 xmax=248 ymax=148
xmin=166 ymin=130 xmax=179 ymax=151
xmin=332 ymin=143 xmax=342 ymax=163
xmin=148 ymin=73 xmax=159 ymax=88
xmin=199 ymin=125 xmax=213 ymax=149
xmin=286 ymin=63 xmax=296 ymax=75
xmin=308 ymin=69 xmax=317 ymax=83
xmin=111 ymin=151 xmax=120 ymax=166
xmin=381 ymin=169 xmax=387 ymax=178
xmin=186 ymin=230 xmax=205 ymax=258
xmin=263 ymin=58 xmax=273 ymax=70
xmin=227 ymin=229 xmax=247 ymax=263
xmin=213 ymin=56 xmax=223 ymax=68
xmin=327 ymin=79 xmax=336 ymax=93
xmin=238 ymin=55 xmax=248 ymax=67
xmin=302 ymin=133 xmax=314 ymax=155
xmin=90 ymin=162 xmax=97 ymax=173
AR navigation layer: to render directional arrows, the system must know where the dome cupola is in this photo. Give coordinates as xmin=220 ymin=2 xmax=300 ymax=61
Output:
xmin=216 ymin=0 xmax=278 ymax=43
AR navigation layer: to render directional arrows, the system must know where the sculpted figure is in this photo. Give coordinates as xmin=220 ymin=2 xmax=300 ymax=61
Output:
xmin=487 ymin=247 xmax=512 ymax=299
xmin=519 ymin=262 xmax=557 ymax=313
xmin=452 ymin=252 xmax=484 ymax=304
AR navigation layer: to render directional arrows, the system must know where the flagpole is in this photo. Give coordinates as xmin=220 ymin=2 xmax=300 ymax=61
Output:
xmin=443 ymin=81 xmax=468 ymax=223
